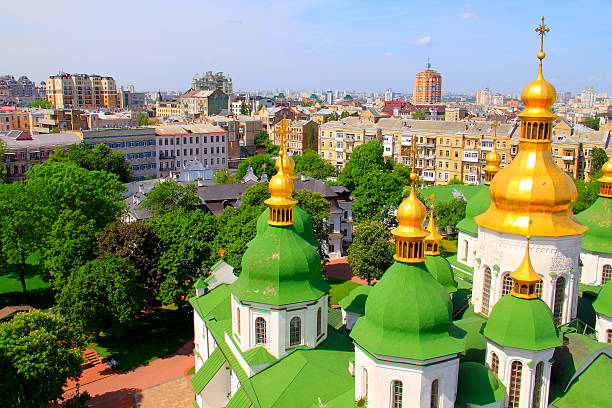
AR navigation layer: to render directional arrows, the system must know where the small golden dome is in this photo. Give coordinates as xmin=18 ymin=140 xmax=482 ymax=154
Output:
xmin=276 ymin=152 xmax=295 ymax=176
xmin=598 ymin=155 xmax=612 ymax=197
xmin=519 ymin=71 xmax=557 ymax=119
xmin=510 ymin=237 xmax=542 ymax=299
xmin=392 ymin=184 xmax=429 ymax=239
xmin=424 ymin=199 xmax=443 ymax=256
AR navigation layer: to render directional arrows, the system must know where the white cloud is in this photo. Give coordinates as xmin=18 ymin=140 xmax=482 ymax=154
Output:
xmin=409 ymin=36 xmax=431 ymax=46
xmin=588 ymin=75 xmax=612 ymax=81
xmin=384 ymin=52 xmax=393 ymax=57
xmin=457 ymin=12 xmax=478 ymax=19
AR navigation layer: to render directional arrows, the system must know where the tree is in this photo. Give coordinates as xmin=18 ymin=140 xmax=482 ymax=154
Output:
xmin=213 ymin=168 xmax=238 ymax=184
xmin=434 ymin=198 xmax=467 ymax=231
xmin=96 ymin=222 xmax=162 ymax=308
xmin=583 ymin=117 xmax=600 ymax=130
xmin=255 ymin=130 xmax=270 ymax=146
xmin=0 ymin=182 xmax=45 ymax=294
xmin=241 ymin=182 xmax=270 ymax=207
xmin=294 ymin=149 xmax=336 ymax=180
xmin=448 ymin=178 xmax=464 ymax=185
xmin=212 ymin=205 xmax=262 ymax=270
xmin=49 ymin=143 xmax=132 ymax=182
xmin=0 ymin=310 xmax=85 ymax=408
xmin=328 ymin=112 xmax=340 ymax=121
xmin=152 ymin=209 xmax=218 ymax=308
xmin=56 ymin=256 xmax=145 ymax=338
xmin=28 ymin=100 xmax=52 ymax=109
xmin=137 ymin=112 xmax=150 ymax=126
xmin=26 ymin=161 xmax=125 ymax=231
xmin=352 ymin=171 xmax=404 ymax=226
xmin=412 ymin=109 xmax=427 ymax=120
xmin=294 ymin=189 xmax=332 ymax=261
xmin=240 ymin=102 xmax=250 ymax=115
xmin=573 ymin=177 xmax=600 ymax=214
xmin=590 ymin=147 xmax=608 ymax=177
xmin=142 ymin=181 xmax=200 ymax=216
xmin=236 ymin=154 xmax=276 ymax=179
xmin=340 ymin=111 xmax=350 ymax=118
xmin=43 ymin=209 xmax=97 ymax=289
xmin=348 ymin=221 xmax=394 ymax=284
xmin=338 ymin=140 xmax=389 ymax=191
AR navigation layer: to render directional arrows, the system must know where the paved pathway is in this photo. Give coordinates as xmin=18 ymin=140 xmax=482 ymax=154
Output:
xmin=324 ymin=257 xmax=369 ymax=285
xmin=65 ymin=341 xmax=195 ymax=408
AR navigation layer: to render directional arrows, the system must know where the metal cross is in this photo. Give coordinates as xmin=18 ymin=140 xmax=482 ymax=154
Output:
xmin=535 ymin=16 xmax=549 ymax=53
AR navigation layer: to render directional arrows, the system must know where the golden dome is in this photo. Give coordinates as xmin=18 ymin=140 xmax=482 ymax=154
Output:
xmin=599 ymin=155 xmax=612 ymax=197
xmin=424 ymin=199 xmax=443 ymax=256
xmin=475 ymin=17 xmax=588 ymax=237
xmin=510 ymin=237 xmax=542 ymax=299
xmin=393 ymin=176 xmax=429 ymax=240
xmin=483 ymin=123 xmax=502 ymax=184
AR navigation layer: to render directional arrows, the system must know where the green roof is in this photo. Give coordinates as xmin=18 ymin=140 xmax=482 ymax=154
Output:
xmin=484 ymin=295 xmax=561 ymax=350
xmin=453 ymin=315 xmax=487 ymax=363
xmin=592 ymin=280 xmax=612 ymax=317
xmin=190 ymin=285 xmax=232 ymax=321
xmin=446 ymin=254 xmax=474 ymax=274
xmin=194 ymin=276 xmax=207 ymax=289
xmin=351 ymin=261 xmax=464 ymax=360
xmin=243 ymin=346 xmax=278 ymax=367
xmin=338 ymin=285 xmax=371 ymax=315
xmin=456 ymin=362 xmax=506 ymax=406
xmin=575 ymin=196 xmax=612 ymax=254
xmin=553 ymin=353 xmax=612 ymax=408
xmin=192 ymin=347 xmax=225 ymax=394
xmin=232 ymin=223 xmax=329 ymax=306
xmin=257 ymin=206 xmax=319 ymax=248
xmin=456 ymin=185 xmax=490 ymax=234
xmin=425 ymin=255 xmax=458 ymax=294
xmin=226 ymin=388 xmax=252 ymax=408
xmin=420 ymin=184 xmax=485 ymax=205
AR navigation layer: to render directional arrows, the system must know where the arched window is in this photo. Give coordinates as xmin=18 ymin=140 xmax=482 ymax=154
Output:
xmin=482 ymin=267 xmax=492 ymax=315
xmin=508 ymin=361 xmax=523 ymax=408
xmin=603 ymin=265 xmax=612 ymax=285
xmin=490 ymin=352 xmax=499 ymax=376
xmin=607 ymin=329 xmax=612 ymax=345
xmin=391 ymin=380 xmax=403 ymax=408
xmin=290 ymin=316 xmax=301 ymax=346
xmin=535 ymin=280 xmax=543 ymax=297
xmin=255 ymin=317 xmax=266 ymax=345
xmin=316 ymin=308 xmax=322 ymax=336
xmin=462 ymin=240 xmax=468 ymax=261
xmin=362 ymin=368 xmax=368 ymax=397
xmin=553 ymin=277 xmax=566 ymax=326
xmin=430 ymin=379 xmax=439 ymax=408
xmin=236 ymin=308 xmax=241 ymax=335
xmin=532 ymin=362 xmax=544 ymax=408
xmin=501 ymin=273 xmax=513 ymax=296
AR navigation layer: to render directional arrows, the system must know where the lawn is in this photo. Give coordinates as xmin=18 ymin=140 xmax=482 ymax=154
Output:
xmin=0 ymin=251 xmax=54 ymax=309
xmin=327 ymin=278 xmax=361 ymax=306
xmin=440 ymin=238 xmax=458 ymax=258
xmin=89 ymin=307 xmax=194 ymax=371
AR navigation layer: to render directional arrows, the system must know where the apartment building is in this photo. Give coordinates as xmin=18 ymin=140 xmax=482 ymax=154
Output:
xmin=81 ymin=128 xmax=158 ymax=181
xmin=155 ymin=124 xmax=228 ymax=178
xmin=319 ymin=117 xmax=381 ymax=169
xmin=46 ymin=73 xmax=118 ymax=109
xmin=28 ymin=109 xmax=87 ymax=134
xmin=0 ymin=130 xmax=81 ymax=182
xmin=413 ymin=62 xmax=442 ymax=104
xmin=552 ymin=122 xmax=611 ymax=180
xmin=119 ymin=89 xmax=146 ymax=110
xmin=181 ymin=89 xmax=228 ymax=116
xmin=155 ymin=100 xmax=183 ymax=118
xmin=191 ymin=71 xmax=233 ymax=94
xmin=271 ymin=119 xmax=319 ymax=155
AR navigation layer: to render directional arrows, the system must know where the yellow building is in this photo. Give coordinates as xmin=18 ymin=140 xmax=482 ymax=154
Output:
xmin=46 ymin=73 xmax=118 ymax=109
xmin=155 ymin=100 xmax=184 ymax=118
xmin=319 ymin=117 xmax=381 ymax=169
xmin=271 ymin=120 xmax=319 ymax=155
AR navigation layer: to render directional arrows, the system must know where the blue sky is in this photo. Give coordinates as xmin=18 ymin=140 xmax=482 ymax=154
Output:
xmin=3 ymin=0 xmax=611 ymax=94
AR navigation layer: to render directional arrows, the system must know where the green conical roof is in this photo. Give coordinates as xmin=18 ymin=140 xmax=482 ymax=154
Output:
xmin=256 ymin=205 xmax=319 ymax=248
xmin=338 ymin=285 xmax=371 ymax=314
xmin=425 ymin=255 xmax=458 ymax=294
xmin=456 ymin=362 xmax=506 ymax=406
xmin=350 ymin=261 xmax=464 ymax=360
xmin=484 ymin=294 xmax=561 ymax=350
xmin=593 ymin=280 xmax=612 ymax=317
xmin=575 ymin=196 xmax=612 ymax=254
xmin=456 ymin=185 xmax=490 ymax=235
xmin=232 ymin=224 xmax=329 ymax=306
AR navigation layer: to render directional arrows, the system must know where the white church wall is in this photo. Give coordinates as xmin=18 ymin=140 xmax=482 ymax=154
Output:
xmin=457 ymin=230 xmax=478 ymax=270
xmin=580 ymin=250 xmax=612 ymax=286
xmin=595 ymin=313 xmax=612 ymax=344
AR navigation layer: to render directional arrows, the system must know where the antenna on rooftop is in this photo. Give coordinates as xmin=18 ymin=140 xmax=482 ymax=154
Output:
xmin=426 ymin=58 xmax=431 ymax=69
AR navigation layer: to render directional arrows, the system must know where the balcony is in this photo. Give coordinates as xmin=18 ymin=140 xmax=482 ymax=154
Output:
xmin=462 ymin=150 xmax=479 ymax=163
xmin=401 ymin=137 xmax=412 ymax=146
xmin=422 ymin=172 xmax=435 ymax=182
xmin=562 ymin=155 xmax=574 ymax=161
xmin=334 ymin=147 xmax=344 ymax=153
xmin=39 ymin=118 xmax=57 ymax=125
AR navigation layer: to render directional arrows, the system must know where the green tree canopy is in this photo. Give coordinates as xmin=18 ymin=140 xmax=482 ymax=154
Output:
xmin=137 ymin=112 xmax=150 ymax=126
xmin=294 ymin=149 xmax=336 ymax=180
xmin=348 ymin=220 xmax=394 ymax=284
xmin=340 ymin=111 xmax=350 ymax=118
xmin=236 ymin=154 xmax=276 ymax=179
xmin=573 ymin=177 xmax=600 ymax=214
xmin=49 ymin=143 xmax=132 ymax=182
xmin=96 ymin=222 xmax=162 ymax=309
xmin=328 ymin=112 xmax=340 ymax=121
xmin=293 ymin=189 xmax=331 ymax=261
xmin=142 ymin=181 xmax=200 ymax=216
xmin=583 ymin=117 xmax=600 ymax=130
xmin=255 ymin=130 xmax=270 ymax=146
xmin=56 ymin=256 xmax=145 ymax=338
xmin=152 ymin=209 xmax=218 ymax=308
xmin=212 ymin=205 xmax=262 ymax=271
xmin=412 ymin=109 xmax=427 ymax=120
xmin=26 ymin=161 xmax=125 ymax=231
xmin=591 ymin=146 xmax=608 ymax=177
xmin=213 ymin=168 xmax=238 ymax=184
xmin=352 ymin=170 xmax=404 ymax=226
xmin=0 ymin=310 xmax=85 ymax=408
xmin=28 ymin=100 xmax=52 ymax=109
xmin=338 ymin=139 xmax=390 ymax=191
xmin=241 ymin=182 xmax=270 ymax=207
xmin=434 ymin=198 xmax=467 ymax=231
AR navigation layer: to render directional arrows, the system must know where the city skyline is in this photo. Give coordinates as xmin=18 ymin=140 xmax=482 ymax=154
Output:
xmin=3 ymin=0 xmax=611 ymax=94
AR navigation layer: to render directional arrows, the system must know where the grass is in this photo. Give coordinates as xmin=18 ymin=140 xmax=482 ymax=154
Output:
xmin=0 ymin=251 xmax=55 ymax=309
xmin=88 ymin=307 xmax=193 ymax=371
xmin=327 ymin=278 xmax=361 ymax=305
xmin=440 ymin=238 xmax=458 ymax=258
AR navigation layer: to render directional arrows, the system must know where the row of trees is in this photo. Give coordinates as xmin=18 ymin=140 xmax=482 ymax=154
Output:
xmin=573 ymin=146 xmax=608 ymax=213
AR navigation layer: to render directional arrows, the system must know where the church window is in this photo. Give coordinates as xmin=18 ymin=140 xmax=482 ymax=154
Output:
xmin=255 ymin=317 xmax=266 ymax=345
xmin=316 ymin=308 xmax=322 ymax=336
xmin=462 ymin=240 xmax=468 ymax=261
xmin=490 ymin=352 xmax=499 ymax=376
xmin=603 ymin=265 xmax=612 ymax=284
xmin=501 ymin=273 xmax=513 ymax=296
xmin=535 ymin=280 xmax=543 ymax=297
xmin=482 ymin=267 xmax=492 ymax=315
xmin=607 ymin=329 xmax=612 ymax=344
xmin=362 ymin=368 xmax=368 ymax=397
xmin=553 ymin=277 xmax=566 ymax=326
xmin=532 ymin=362 xmax=544 ymax=408
xmin=236 ymin=308 xmax=240 ymax=335
xmin=391 ymin=380 xmax=403 ymax=408
xmin=290 ymin=316 xmax=301 ymax=346
xmin=508 ymin=361 xmax=523 ymax=408
xmin=430 ymin=379 xmax=439 ymax=408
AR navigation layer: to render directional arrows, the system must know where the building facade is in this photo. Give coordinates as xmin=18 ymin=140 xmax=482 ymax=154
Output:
xmin=413 ymin=63 xmax=442 ymax=104
xmin=271 ymin=119 xmax=319 ymax=155
xmin=191 ymin=71 xmax=233 ymax=94
xmin=181 ymin=89 xmax=228 ymax=116
xmin=46 ymin=73 xmax=118 ymax=109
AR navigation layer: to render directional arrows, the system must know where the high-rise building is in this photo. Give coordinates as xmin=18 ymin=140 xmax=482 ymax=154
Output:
xmin=384 ymin=88 xmax=393 ymax=101
xmin=580 ymin=87 xmax=596 ymax=109
xmin=476 ymin=88 xmax=492 ymax=106
xmin=413 ymin=61 xmax=442 ymax=104
xmin=191 ymin=71 xmax=233 ymax=94
xmin=325 ymin=89 xmax=334 ymax=105
xmin=46 ymin=73 xmax=118 ymax=109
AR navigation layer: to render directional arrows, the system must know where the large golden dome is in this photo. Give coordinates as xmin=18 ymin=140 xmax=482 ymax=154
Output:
xmin=475 ymin=17 xmax=588 ymax=237
xmin=392 ymin=174 xmax=429 ymax=240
